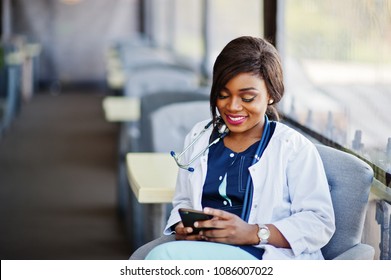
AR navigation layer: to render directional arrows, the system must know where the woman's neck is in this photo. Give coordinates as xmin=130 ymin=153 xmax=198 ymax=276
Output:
xmin=223 ymin=125 xmax=264 ymax=153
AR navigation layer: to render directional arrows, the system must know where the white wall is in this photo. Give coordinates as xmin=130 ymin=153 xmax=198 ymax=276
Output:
xmin=12 ymin=0 xmax=139 ymax=85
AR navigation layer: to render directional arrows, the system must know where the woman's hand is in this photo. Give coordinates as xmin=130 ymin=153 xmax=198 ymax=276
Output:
xmin=194 ymin=207 xmax=259 ymax=245
xmin=174 ymin=222 xmax=204 ymax=241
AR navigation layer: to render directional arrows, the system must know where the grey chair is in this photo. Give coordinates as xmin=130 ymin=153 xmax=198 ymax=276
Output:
xmin=128 ymin=100 xmax=210 ymax=256
xmin=150 ymin=100 xmax=211 ymax=153
xmin=129 ymin=144 xmax=375 ymax=260
xmin=116 ymin=65 xmax=201 ymax=217
xmin=123 ymin=93 xmax=209 ymax=250
xmin=0 ymin=55 xmax=20 ymax=137
xmin=316 ymin=144 xmax=375 ymax=260
xmin=138 ymin=91 xmax=209 ymax=152
xmin=120 ymin=46 xmax=175 ymax=71
xmin=123 ymin=64 xmax=199 ymax=98
xmin=121 ymin=64 xmax=201 ymax=152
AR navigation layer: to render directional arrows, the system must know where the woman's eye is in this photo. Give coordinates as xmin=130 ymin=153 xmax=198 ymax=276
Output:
xmin=242 ymin=96 xmax=256 ymax=102
xmin=218 ymin=95 xmax=229 ymax=99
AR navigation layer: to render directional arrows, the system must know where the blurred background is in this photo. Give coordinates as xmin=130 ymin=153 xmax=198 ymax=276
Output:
xmin=0 ymin=0 xmax=390 ymax=260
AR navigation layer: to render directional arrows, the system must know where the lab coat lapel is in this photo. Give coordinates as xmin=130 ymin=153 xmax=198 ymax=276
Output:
xmin=247 ymin=146 xmax=279 ymax=223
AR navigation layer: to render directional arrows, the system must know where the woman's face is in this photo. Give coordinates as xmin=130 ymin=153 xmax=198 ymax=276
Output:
xmin=216 ymin=72 xmax=272 ymax=138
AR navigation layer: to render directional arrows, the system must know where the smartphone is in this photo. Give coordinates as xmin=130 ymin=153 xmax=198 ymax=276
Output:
xmin=178 ymin=208 xmax=214 ymax=234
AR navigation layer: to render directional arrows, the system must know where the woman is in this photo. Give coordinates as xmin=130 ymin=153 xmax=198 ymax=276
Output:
xmin=132 ymin=36 xmax=335 ymax=260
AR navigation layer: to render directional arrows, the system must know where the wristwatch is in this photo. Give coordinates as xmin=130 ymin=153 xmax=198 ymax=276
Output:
xmin=257 ymin=224 xmax=270 ymax=244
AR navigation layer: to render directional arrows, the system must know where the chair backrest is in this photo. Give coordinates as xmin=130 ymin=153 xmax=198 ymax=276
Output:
xmin=120 ymin=46 xmax=175 ymax=70
xmin=150 ymin=100 xmax=211 ymax=153
xmin=138 ymin=90 xmax=209 ymax=152
xmin=316 ymin=144 xmax=374 ymax=259
xmin=123 ymin=64 xmax=199 ymax=98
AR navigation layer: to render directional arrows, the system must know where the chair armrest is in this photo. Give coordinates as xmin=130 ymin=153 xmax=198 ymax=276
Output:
xmin=332 ymin=243 xmax=375 ymax=260
xmin=129 ymin=235 xmax=175 ymax=260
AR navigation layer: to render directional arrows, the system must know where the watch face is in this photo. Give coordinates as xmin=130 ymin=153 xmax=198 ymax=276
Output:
xmin=258 ymin=225 xmax=270 ymax=243
xmin=261 ymin=228 xmax=269 ymax=238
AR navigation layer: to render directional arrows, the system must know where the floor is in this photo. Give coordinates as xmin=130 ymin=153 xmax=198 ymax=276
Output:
xmin=0 ymin=89 xmax=131 ymax=260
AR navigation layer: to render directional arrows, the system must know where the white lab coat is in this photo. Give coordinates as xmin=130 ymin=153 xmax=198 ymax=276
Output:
xmin=164 ymin=120 xmax=335 ymax=260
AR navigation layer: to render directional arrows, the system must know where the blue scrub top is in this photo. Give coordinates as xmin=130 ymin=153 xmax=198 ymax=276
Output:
xmin=202 ymin=139 xmax=264 ymax=259
xmin=202 ymin=139 xmax=260 ymax=217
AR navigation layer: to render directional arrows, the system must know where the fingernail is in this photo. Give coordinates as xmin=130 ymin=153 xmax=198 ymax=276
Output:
xmin=194 ymin=222 xmax=198 ymax=228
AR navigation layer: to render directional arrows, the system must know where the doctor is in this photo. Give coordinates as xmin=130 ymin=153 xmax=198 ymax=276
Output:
xmin=134 ymin=36 xmax=335 ymax=260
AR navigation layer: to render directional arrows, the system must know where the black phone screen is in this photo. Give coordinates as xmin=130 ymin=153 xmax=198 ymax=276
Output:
xmin=178 ymin=208 xmax=213 ymax=234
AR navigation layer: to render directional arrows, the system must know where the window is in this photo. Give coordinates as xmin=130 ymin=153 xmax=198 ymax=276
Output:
xmin=206 ymin=0 xmax=263 ymax=77
xmin=279 ymin=0 xmax=391 ymax=182
xmin=150 ymin=0 xmax=263 ymax=81
xmin=173 ymin=0 xmax=203 ymax=63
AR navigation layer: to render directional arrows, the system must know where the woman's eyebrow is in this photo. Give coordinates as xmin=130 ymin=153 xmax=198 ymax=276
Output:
xmin=221 ymin=87 xmax=230 ymax=93
xmin=238 ymin=87 xmax=259 ymax=92
xmin=220 ymin=87 xmax=260 ymax=97
xmin=222 ymin=87 xmax=259 ymax=93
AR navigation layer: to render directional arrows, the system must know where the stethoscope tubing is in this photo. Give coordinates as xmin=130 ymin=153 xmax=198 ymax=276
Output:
xmin=171 ymin=115 xmax=271 ymax=222
xmin=170 ymin=119 xmax=226 ymax=172
xmin=241 ymin=115 xmax=270 ymax=221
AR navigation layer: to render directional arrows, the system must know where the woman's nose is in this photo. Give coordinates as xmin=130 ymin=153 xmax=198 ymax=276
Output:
xmin=227 ymin=97 xmax=242 ymax=111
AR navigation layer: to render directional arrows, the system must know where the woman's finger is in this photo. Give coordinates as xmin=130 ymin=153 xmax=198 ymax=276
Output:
xmin=203 ymin=207 xmax=235 ymax=220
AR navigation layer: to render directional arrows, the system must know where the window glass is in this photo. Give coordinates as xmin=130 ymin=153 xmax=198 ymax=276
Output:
xmin=207 ymin=0 xmax=263 ymax=76
xmin=149 ymin=0 xmax=173 ymax=49
xmin=173 ymin=0 xmax=203 ymax=63
xmin=280 ymin=0 xmax=391 ymax=174
xmin=173 ymin=0 xmax=263 ymax=74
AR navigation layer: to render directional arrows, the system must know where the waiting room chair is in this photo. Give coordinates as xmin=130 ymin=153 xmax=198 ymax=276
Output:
xmin=116 ymin=64 xmax=202 ymax=216
xmin=316 ymin=144 xmax=375 ymax=260
xmin=123 ymin=64 xmax=199 ymax=98
xmin=124 ymin=99 xmax=210 ymax=250
xmin=129 ymin=144 xmax=376 ymax=260
xmin=150 ymin=100 xmax=211 ymax=153
xmin=138 ymin=91 xmax=209 ymax=152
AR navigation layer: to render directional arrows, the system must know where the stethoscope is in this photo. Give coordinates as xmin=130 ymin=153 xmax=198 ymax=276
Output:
xmin=170 ymin=115 xmax=272 ymax=221
xmin=170 ymin=118 xmax=229 ymax=172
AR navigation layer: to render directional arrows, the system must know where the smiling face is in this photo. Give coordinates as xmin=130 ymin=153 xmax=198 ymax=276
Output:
xmin=210 ymin=37 xmax=284 ymax=127
xmin=216 ymin=72 xmax=271 ymax=139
